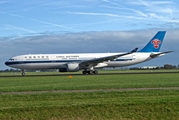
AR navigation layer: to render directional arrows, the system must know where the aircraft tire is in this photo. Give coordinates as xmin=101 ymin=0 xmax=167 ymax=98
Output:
xmin=88 ymin=70 xmax=93 ymax=74
xmin=93 ymin=70 xmax=98 ymax=74
xmin=82 ymin=71 xmax=87 ymax=74
xmin=22 ymin=72 xmax=25 ymax=76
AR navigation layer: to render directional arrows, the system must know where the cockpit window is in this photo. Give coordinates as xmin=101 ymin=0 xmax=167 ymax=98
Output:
xmin=9 ymin=58 xmax=14 ymax=61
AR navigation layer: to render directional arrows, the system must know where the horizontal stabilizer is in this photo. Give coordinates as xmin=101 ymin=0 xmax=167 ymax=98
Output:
xmin=150 ymin=51 xmax=173 ymax=58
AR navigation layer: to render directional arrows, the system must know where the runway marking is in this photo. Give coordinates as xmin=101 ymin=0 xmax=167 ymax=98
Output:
xmin=1 ymin=87 xmax=179 ymax=95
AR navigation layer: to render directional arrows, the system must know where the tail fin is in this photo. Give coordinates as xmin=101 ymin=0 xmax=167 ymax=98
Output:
xmin=139 ymin=31 xmax=166 ymax=52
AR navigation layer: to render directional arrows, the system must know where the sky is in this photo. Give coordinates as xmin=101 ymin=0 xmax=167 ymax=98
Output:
xmin=0 ymin=0 xmax=179 ymax=70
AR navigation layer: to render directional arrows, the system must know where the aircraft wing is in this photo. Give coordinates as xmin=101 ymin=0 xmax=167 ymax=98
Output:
xmin=150 ymin=51 xmax=173 ymax=58
xmin=79 ymin=48 xmax=138 ymax=69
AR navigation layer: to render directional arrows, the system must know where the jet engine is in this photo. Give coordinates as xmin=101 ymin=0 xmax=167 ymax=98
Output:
xmin=58 ymin=63 xmax=80 ymax=72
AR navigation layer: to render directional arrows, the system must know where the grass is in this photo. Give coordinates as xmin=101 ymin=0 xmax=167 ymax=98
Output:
xmin=0 ymin=73 xmax=179 ymax=92
xmin=1 ymin=70 xmax=179 ymax=119
xmin=1 ymin=90 xmax=179 ymax=119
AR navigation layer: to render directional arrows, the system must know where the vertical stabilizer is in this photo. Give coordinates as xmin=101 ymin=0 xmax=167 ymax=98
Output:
xmin=139 ymin=31 xmax=166 ymax=52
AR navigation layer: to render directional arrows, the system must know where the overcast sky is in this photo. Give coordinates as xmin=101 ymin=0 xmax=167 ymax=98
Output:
xmin=0 ymin=0 xmax=179 ymax=70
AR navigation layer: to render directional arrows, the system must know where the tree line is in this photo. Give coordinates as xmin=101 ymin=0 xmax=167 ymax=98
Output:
xmin=130 ymin=64 xmax=178 ymax=70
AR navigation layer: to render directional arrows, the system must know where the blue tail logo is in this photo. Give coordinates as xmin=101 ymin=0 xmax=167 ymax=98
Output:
xmin=139 ymin=31 xmax=166 ymax=52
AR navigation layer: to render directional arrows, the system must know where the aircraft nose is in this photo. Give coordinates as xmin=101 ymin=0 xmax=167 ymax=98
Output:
xmin=5 ymin=61 xmax=9 ymax=66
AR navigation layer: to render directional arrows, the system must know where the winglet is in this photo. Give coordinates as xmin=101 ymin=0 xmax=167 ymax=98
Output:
xmin=139 ymin=31 xmax=166 ymax=52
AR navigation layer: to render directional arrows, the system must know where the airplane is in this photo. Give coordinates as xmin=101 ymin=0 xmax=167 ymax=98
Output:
xmin=5 ymin=31 xmax=172 ymax=76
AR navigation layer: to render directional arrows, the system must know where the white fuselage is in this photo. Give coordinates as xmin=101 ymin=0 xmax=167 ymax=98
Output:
xmin=5 ymin=52 xmax=154 ymax=70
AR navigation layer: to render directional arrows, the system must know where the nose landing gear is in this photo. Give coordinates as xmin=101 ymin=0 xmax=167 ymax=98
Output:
xmin=21 ymin=69 xmax=25 ymax=76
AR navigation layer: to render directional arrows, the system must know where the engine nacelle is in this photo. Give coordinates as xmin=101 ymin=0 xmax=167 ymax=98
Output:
xmin=58 ymin=68 xmax=67 ymax=72
xmin=58 ymin=63 xmax=80 ymax=72
xmin=67 ymin=63 xmax=80 ymax=72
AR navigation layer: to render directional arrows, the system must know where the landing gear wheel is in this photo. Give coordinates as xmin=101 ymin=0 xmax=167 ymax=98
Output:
xmin=93 ymin=70 xmax=98 ymax=74
xmin=82 ymin=70 xmax=98 ymax=75
xmin=21 ymin=69 xmax=25 ymax=76
xmin=22 ymin=72 xmax=25 ymax=76
xmin=88 ymin=70 xmax=93 ymax=74
xmin=82 ymin=71 xmax=87 ymax=74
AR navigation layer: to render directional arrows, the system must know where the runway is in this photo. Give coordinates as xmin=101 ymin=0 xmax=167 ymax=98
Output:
xmin=0 ymin=71 xmax=179 ymax=77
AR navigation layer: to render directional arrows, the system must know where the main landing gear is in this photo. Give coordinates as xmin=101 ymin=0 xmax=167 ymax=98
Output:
xmin=82 ymin=70 xmax=98 ymax=75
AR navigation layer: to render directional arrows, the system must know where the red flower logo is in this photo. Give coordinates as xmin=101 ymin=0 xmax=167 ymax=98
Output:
xmin=151 ymin=39 xmax=161 ymax=49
